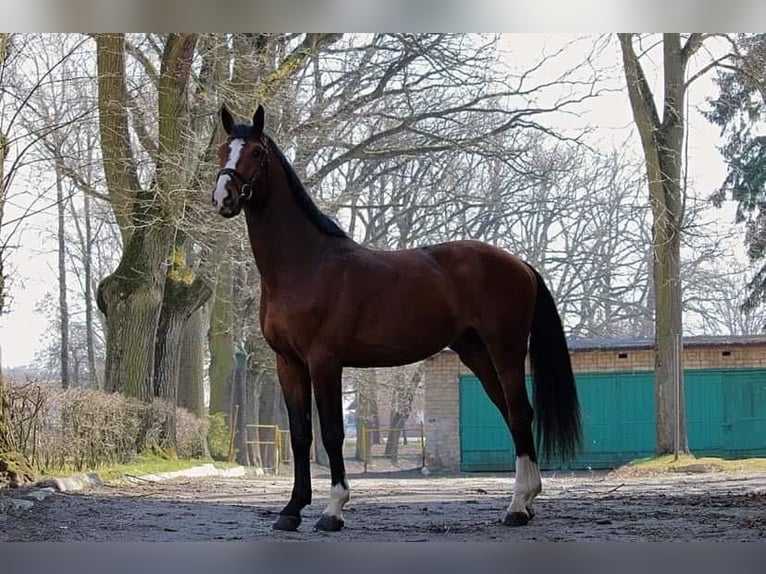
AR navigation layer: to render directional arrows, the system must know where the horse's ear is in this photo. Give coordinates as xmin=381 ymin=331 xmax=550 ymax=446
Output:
xmin=253 ymin=105 xmax=265 ymax=136
xmin=221 ymin=105 xmax=234 ymax=135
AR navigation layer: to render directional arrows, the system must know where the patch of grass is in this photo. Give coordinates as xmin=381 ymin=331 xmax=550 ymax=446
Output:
xmin=613 ymin=453 xmax=766 ymax=476
xmin=43 ymin=453 xmax=239 ymax=485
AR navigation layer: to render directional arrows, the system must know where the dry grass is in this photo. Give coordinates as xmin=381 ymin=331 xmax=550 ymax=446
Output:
xmin=610 ymin=453 xmax=766 ymax=478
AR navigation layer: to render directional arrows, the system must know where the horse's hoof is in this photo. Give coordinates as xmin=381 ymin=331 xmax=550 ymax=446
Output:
xmin=526 ymin=506 xmax=536 ymax=520
xmin=314 ymin=514 xmax=344 ymax=532
xmin=272 ymin=514 xmax=301 ymax=531
xmin=503 ymin=511 xmax=530 ymax=527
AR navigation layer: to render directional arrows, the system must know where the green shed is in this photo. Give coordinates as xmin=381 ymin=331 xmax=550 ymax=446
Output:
xmin=459 ymin=368 xmax=766 ymax=471
xmin=424 ymin=335 xmax=766 ymax=472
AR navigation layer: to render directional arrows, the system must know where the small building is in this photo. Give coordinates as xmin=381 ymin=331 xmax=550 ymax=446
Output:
xmin=423 ymin=335 xmax=766 ymax=472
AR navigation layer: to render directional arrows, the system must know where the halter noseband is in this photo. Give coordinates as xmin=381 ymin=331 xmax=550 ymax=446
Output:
xmin=216 ymin=167 xmax=254 ymax=202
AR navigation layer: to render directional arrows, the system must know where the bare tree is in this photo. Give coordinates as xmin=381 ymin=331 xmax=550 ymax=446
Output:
xmin=617 ymin=33 xmax=748 ymax=454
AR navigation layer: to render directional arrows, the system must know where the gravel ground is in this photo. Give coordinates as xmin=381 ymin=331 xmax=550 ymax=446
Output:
xmin=2 ymin=463 xmax=765 ymax=541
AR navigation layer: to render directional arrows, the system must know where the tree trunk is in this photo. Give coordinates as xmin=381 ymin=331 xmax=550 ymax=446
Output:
xmin=257 ymin=371 xmax=279 ymax=466
xmin=354 ymin=370 xmax=381 ymax=460
xmin=55 ymin=162 xmax=70 ymax=389
xmin=178 ymin=306 xmax=206 ymax=417
xmin=208 ymin=261 xmax=235 ymax=414
xmin=384 ymin=364 xmax=424 ymax=459
xmin=82 ymin=191 xmax=98 ymax=389
xmin=233 ymin=353 xmax=249 ymax=466
xmin=618 ymin=33 xmax=700 ymax=454
xmin=100 ymin=231 xmax=170 ymax=401
xmin=0 ymin=33 xmax=11 ymax=315
xmin=154 ymin=272 xmax=211 ymax=450
xmin=96 ymin=34 xmax=198 ymax=402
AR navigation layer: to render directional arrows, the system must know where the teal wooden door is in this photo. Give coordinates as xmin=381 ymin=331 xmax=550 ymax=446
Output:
xmin=721 ymin=369 xmax=766 ymax=457
xmin=685 ymin=370 xmax=724 ymax=453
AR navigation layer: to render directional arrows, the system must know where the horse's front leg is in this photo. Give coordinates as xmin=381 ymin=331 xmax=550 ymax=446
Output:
xmin=311 ymin=361 xmax=349 ymax=532
xmin=272 ymin=355 xmax=313 ymax=531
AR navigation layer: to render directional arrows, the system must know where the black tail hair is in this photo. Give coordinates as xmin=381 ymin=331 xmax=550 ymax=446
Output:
xmin=528 ymin=266 xmax=581 ymax=461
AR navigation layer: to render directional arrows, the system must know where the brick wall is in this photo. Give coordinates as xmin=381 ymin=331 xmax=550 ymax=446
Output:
xmin=423 ymin=339 xmax=766 ymax=472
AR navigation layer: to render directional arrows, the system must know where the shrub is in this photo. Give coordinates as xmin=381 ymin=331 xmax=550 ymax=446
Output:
xmin=4 ymin=382 xmax=208 ymax=473
xmin=207 ymin=411 xmax=231 ymax=461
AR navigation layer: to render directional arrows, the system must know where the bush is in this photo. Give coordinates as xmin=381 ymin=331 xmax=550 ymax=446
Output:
xmin=207 ymin=411 xmax=231 ymax=461
xmin=4 ymin=382 xmax=208 ymax=473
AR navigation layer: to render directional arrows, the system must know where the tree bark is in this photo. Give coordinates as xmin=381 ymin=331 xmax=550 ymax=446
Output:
xmin=384 ymin=364 xmax=424 ymax=459
xmin=96 ymin=34 xmax=198 ymax=402
xmin=82 ymin=191 xmax=98 ymax=389
xmin=177 ymin=306 xmax=206 ymax=417
xmin=208 ymin=261 xmax=235 ymax=415
xmin=55 ymin=161 xmax=70 ymax=389
xmin=0 ymin=33 xmax=11 ymax=316
xmin=618 ymin=33 xmax=701 ymax=454
xmin=154 ymin=273 xmax=211 ymax=449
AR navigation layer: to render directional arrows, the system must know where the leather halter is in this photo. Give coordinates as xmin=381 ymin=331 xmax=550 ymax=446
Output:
xmin=216 ymin=167 xmax=254 ymax=202
xmin=215 ymin=142 xmax=271 ymax=203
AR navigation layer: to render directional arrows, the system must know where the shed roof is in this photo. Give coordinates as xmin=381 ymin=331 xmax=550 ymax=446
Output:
xmin=439 ymin=334 xmax=766 ymax=355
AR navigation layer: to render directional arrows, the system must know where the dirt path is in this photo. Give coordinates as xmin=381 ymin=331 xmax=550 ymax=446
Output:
xmin=2 ymin=465 xmax=765 ymax=541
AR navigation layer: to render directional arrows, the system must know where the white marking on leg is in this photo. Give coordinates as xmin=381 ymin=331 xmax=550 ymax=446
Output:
xmin=507 ymin=455 xmax=542 ymax=517
xmin=212 ymin=139 xmax=244 ymax=210
xmin=322 ymin=480 xmax=350 ymax=519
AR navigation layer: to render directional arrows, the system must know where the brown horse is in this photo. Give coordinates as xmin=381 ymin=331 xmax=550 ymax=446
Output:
xmin=211 ymin=105 xmax=581 ymax=533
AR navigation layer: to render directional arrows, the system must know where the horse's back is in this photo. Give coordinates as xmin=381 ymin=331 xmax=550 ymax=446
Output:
xmin=417 ymin=240 xmax=538 ymax=335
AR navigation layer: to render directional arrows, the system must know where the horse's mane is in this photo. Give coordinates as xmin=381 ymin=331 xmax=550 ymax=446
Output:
xmin=231 ymin=123 xmax=348 ymax=239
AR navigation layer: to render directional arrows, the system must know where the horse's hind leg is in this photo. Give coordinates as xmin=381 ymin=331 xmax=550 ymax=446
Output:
xmin=311 ymin=361 xmax=350 ymax=532
xmin=273 ymin=356 xmax=313 ymax=531
xmin=452 ymin=330 xmax=541 ymax=526
xmin=485 ymin=341 xmax=541 ymax=526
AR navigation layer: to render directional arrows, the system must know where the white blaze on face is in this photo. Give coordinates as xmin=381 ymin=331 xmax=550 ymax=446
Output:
xmin=507 ymin=455 xmax=542 ymax=517
xmin=212 ymin=139 xmax=244 ymax=211
xmin=322 ymin=480 xmax=350 ymax=520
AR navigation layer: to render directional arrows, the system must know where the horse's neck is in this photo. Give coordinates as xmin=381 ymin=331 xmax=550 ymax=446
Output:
xmin=244 ymin=180 xmax=328 ymax=288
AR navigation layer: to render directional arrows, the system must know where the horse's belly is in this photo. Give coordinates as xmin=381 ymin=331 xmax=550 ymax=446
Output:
xmin=343 ymin=312 xmax=459 ymax=367
xmin=343 ymin=337 xmax=451 ymax=368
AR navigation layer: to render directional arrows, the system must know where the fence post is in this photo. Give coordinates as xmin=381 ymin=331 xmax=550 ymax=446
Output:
xmin=275 ymin=425 xmax=280 ymax=476
xmin=361 ymin=423 xmax=368 ymax=473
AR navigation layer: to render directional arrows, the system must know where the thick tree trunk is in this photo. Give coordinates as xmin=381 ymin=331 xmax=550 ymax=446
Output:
xmin=178 ymin=306 xmax=206 ymax=417
xmin=653 ymin=223 xmax=687 ymax=453
xmin=100 ymin=232 xmax=169 ymax=401
xmin=154 ymin=276 xmax=211 ymax=449
xmin=97 ymin=33 xmax=198 ymax=403
xmin=618 ymin=33 xmax=698 ymax=455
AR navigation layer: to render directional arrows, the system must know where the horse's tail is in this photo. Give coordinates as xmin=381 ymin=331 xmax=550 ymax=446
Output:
xmin=527 ymin=266 xmax=581 ymax=461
